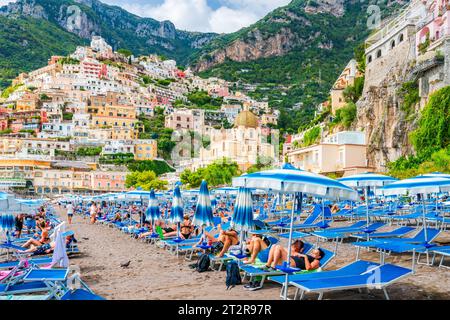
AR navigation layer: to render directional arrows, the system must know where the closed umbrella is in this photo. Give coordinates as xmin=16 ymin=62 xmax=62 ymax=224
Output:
xmin=233 ymin=167 xmax=358 ymax=300
xmin=145 ymin=189 xmax=161 ymax=238
xmin=231 ymin=187 xmax=255 ymax=257
xmin=171 ymin=186 xmax=184 ymax=242
xmin=193 ymin=181 xmax=214 ymax=244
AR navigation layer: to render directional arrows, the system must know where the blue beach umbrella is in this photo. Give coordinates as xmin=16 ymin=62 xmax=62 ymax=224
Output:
xmin=380 ymin=176 xmax=450 ymax=242
xmin=0 ymin=213 xmax=15 ymax=243
xmin=193 ymin=181 xmax=214 ymax=243
xmin=231 ymin=187 xmax=255 ymax=232
xmin=171 ymin=186 xmax=184 ymax=224
xmin=145 ymin=189 xmax=160 ymax=237
xmin=233 ymin=168 xmax=358 ymax=300
xmin=339 ymin=173 xmax=398 ymax=227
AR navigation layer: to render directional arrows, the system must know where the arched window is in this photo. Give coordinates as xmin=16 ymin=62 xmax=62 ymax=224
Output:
xmin=368 ymin=55 xmax=372 ymax=63
xmin=398 ymin=33 xmax=404 ymax=43
xmin=377 ymin=49 xmax=382 ymax=58
xmin=390 ymin=40 xmax=396 ymax=49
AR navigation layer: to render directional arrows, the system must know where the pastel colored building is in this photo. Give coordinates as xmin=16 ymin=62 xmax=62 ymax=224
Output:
xmin=134 ymin=139 xmax=158 ymax=160
xmin=287 ymin=131 xmax=372 ymax=176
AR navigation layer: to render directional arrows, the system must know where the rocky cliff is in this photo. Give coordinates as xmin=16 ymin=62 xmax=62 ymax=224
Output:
xmin=0 ymin=0 xmax=216 ymax=63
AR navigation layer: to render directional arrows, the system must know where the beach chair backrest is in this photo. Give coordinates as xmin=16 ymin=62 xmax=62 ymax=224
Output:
xmin=213 ymin=217 xmax=222 ymax=226
xmin=410 ymin=228 xmax=440 ymax=242
xmin=367 ymin=222 xmax=386 ymax=231
xmin=303 ymin=205 xmax=322 ymax=225
xmin=266 ymin=236 xmax=278 ymax=246
xmin=317 ymin=248 xmax=335 ymax=269
xmin=303 ymin=242 xmax=313 ymax=254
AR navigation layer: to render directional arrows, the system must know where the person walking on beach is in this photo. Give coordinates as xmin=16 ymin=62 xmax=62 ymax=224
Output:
xmin=90 ymin=202 xmax=98 ymax=224
xmin=66 ymin=202 xmax=74 ymax=225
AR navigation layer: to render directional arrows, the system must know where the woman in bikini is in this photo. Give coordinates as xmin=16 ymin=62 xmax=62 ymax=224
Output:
xmin=21 ymin=221 xmax=50 ymax=249
xmin=180 ymin=215 xmax=194 ymax=239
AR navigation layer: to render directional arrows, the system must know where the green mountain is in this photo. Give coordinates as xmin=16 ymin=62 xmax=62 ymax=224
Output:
xmin=0 ymin=0 xmax=407 ymax=135
xmin=0 ymin=0 xmax=216 ymax=88
xmin=191 ymin=0 xmax=408 ymax=133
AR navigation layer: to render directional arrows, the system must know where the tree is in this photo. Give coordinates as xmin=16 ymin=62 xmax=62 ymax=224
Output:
xmin=125 ymin=171 xmax=168 ymax=190
xmin=118 ymin=49 xmax=133 ymax=57
xmin=411 ymin=86 xmax=450 ymax=157
xmin=180 ymin=159 xmax=240 ymax=188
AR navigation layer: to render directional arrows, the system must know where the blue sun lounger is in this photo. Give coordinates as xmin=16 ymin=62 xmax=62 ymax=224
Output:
xmin=288 ymin=263 xmax=412 ymax=300
xmin=0 ymin=258 xmax=53 ymax=270
xmin=239 ymin=245 xmax=335 ymax=291
xmin=351 ymin=226 xmax=415 ymax=240
xmin=311 ymin=222 xmax=386 ymax=253
xmin=431 ymin=246 xmax=450 ymax=269
xmin=353 ymin=228 xmax=442 ymax=271
xmin=60 ymin=288 xmax=105 ymax=300
xmin=276 ymin=205 xmax=330 ymax=232
xmin=269 ymin=260 xmax=381 ymax=297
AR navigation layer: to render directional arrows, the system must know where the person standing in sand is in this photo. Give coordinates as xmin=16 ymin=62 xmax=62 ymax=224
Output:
xmin=90 ymin=202 xmax=98 ymax=224
xmin=66 ymin=202 xmax=74 ymax=225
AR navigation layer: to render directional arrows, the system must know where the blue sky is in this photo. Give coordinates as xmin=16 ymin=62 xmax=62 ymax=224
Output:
xmin=0 ymin=0 xmax=291 ymax=33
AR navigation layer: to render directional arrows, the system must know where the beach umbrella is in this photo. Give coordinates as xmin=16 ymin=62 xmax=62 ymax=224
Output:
xmin=231 ymin=187 xmax=255 ymax=256
xmin=193 ymin=181 xmax=214 ymax=243
xmin=421 ymin=172 xmax=450 ymax=179
xmin=145 ymin=189 xmax=161 ymax=238
xmin=339 ymin=173 xmax=398 ymax=228
xmin=171 ymin=186 xmax=185 ymax=242
xmin=380 ymin=176 xmax=450 ymax=242
xmin=233 ymin=168 xmax=358 ymax=300
xmin=232 ymin=187 xmax=255 ymax=232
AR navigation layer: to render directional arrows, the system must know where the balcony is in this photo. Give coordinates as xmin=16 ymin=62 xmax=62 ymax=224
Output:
xmin=411 ymin=56 xmax=445 ymax=77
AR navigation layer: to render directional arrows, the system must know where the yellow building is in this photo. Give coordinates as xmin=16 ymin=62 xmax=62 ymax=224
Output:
xmin=330 ymin=59 xmax=362 ymax=114
xmin=0 ymin=138 xmax=24 ymax=155
xmin=134 ymin=139 xmax=158 ymax=160
xmin=89 ymin=104 xmax=140 ymax=139
xmin=16 ymin=92 xmax=39 ymax=112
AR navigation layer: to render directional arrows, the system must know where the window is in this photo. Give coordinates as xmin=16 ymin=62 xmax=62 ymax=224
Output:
xmin=377 ymin=49 xmax=382 ymax=58
xmin=398 ymin=33 xmax=404 ymax=43
xmin=390 ymin=40 xmax=395 ymax=49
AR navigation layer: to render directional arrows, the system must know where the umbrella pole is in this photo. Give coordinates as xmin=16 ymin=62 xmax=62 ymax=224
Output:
xmin=283 ymin=192 xmax=302 ymax=300
xmin=422 ymin=194 xmax=428 ymax=243
xmin=365 ymin=187 xmax=370 ymax=228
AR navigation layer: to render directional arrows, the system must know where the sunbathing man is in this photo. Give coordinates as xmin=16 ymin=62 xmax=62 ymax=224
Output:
xmin=21 ymin=221 xmax=50 ymax=249
xmin=243 ymin=233 xmax=270 ymax=264
xmin=203 ymin=225 xmax=239 ymax=258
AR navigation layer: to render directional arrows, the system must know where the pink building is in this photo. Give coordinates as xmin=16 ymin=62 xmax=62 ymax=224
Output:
xmin=416 ymin=0 xmax=450 ymax=53
xmin=91 ymin=171 xmax=128 ymax=192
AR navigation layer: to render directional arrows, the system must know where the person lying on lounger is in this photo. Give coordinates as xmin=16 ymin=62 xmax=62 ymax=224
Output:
xmin=243 ymin=233 xmax=270 ymax=265
xmin=21 ymin=221 xmax=50 ymax=249
xmin=264 ymin=240 xmax=304 ymax=270
xmin=265 ymin=241 xmax=324 ymax=271
xmin=202 ymin=225 xmax=239 ymax=258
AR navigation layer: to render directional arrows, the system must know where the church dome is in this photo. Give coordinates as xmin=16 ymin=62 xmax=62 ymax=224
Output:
xmin=234 ymin=110 xmax=258 ymax=128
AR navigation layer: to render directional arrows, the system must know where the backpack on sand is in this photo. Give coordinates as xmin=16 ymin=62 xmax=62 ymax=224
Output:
xmin=225 ymin=261 xmax=242 ymax=290
xmin=196 ymin=253 xmax=210 ymax=272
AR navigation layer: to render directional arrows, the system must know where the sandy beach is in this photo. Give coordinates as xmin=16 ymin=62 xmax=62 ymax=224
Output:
xmin=57 ymin=206 xmax=450 ymax=300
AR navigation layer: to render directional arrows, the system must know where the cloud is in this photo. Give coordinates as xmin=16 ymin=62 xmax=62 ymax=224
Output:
xmin=103 ymin=0 xmax=291 ymax=33
xmin=0 ymin=0 xmax=291 ymax=33
xmin=0 ymin=0 xmax=16 ymax=7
